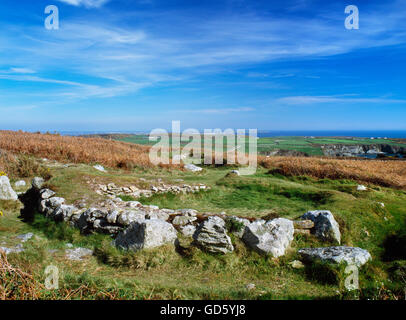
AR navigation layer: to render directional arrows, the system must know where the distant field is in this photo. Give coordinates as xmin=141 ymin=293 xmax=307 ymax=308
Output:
xmin=104 ymin=134 xmax=406 ymax=156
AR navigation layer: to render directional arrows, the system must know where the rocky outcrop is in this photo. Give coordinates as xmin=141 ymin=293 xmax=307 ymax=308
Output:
xmin=0 ymin=176 xmax=18 ymax=201
xmin=300 ymin=210 xmax=341 ymax=244
xmin=115 ymin=219 xmax=178 ymax=251
xmin=298 ymin=246 xmax=371 ymax=267
xmin=321 ymin=144 xmax=406 ymax=157
xmin=193 ymin=216 xmax=234 ymax=254
xmin=242 ymin=218 xmax=294 ymax=257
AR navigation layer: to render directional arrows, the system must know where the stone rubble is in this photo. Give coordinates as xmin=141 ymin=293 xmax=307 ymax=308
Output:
xmin=93 ymin=181 xmax=210 ymax=199
xmin=16 ymin=177 xmax=371 ymax=264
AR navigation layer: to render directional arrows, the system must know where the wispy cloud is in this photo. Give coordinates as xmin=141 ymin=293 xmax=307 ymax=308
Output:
xmin=180 ymin=107 xmax=255 ymax=114
xmin=56 ymin=0 xmax=110 ymax=8
xmin=276 ymin=95 xmax=406 ymax=105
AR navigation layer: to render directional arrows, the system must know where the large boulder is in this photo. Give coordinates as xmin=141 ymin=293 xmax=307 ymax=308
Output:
xmin=242 ymin=218 xmax=294 ymax=257
xmin=115 ymin=219 xmax=178 ymax=251
xmin=300 ymin=210 xmax=341 ymax=244
xmin=298 ymin=246 xmax=371 ymax=267
xmin=0 ymin=176 xmax=18 ymax=201
xmin=193 ymin=216 xmax=234 ymax=254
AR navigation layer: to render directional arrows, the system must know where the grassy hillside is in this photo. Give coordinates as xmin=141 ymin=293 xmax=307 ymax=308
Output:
xmin=1 ymin=132 xmax=405 ymax=300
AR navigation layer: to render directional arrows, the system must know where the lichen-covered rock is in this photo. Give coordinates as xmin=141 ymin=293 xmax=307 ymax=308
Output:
xmin=193 ymin=216 xmax=234 ymax=254
xmin=179 ymin=224 xmax=197 ymax=237
xmin=32 ymin=177 xmax=45 ymax=190
xmin=117 ymin=210 xmax=146 ymax=226
xmin=172 ymin=215 xmax=197 ymax=226
xmin=300 ymin=210 xmax=341 ymax=244
xmin=39 ymin=189 xmax=56 ymax=200
xmin=106 ymin=210 xmax=120 ymax=224
xmin=115 ymin=219 xmax=178 ymax=251
xmin=39 ymin=197 xmax=66 ymax=215
xmin=146 ymin=211 xmax=169 ymax=221
xmin=50 ymin=205 xmax=78 ymax=222
xmin=298 ymin=246 xmax=371 ymax=267
xmin=14 ymin=180 xmax=26 ymax=188
xmin=242 ymin=218 xmax=294 ymax=257
xmin=0 ymin=176 xmax=18 ymax=201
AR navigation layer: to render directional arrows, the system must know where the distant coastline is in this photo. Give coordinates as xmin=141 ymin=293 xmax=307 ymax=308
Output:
xmin=57 ymin=130 xmax=406 ymax=139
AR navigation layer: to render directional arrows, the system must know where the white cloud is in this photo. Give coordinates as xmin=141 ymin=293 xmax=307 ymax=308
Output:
xmin=56 ymin=0 xmax=110 ymax=8
xmin=180 ymin=107 xmax=255 ymax=114
xmin=276 ymin=96 xmax=406 ymax=105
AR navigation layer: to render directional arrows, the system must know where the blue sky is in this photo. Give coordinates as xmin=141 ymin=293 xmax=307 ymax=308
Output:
xmin=0 ymin=0 xmax=405 ymax=132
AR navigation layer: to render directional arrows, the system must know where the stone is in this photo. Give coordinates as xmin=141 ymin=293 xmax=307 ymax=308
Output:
xmin=242 ymin=218 xmax=294 ymax=257
xmin=117 ymin=210 xmax=146 ymax=226
xmin=0 ymin=244 xmax=24 ymax=255
xmin=126 ymin=201 xmax=141 ymax=208
xmin=193 ymin=216 xmax=234 ymax=254
xmin=14 ymin=180 xmax=26 ymax=187
xmin=93 ymin=165 xmax=106 ymax=172
xmin=50 ymin=205 xmax=78 ymax=222
xmin=172 ymin=215 xmax=197 ymax=226
xmin=300 ymin=210 xmax=341 ymax=244
xmin=289 ymin=260 xmax=305 ymax=269
xmin=225 ymin=216 xmax=251 ymax=238
xmin=179 ymin=225 xmax=197 ymax=237
xmin=39 ymin=188 xmax=56 ymax=199
xmin=245 ymin=283 xmax=256 ymax=291
xmin=298 ymin=246 xmax=372 ymax=267
xmin=177 ymin=209 xmax=198 ymax=217
xmin=106 ymin=210 xmax=120 ymax=224
xmin=357 ymin=185 xmax=367 ymax=191
xmin=65 ymin=247 xmax=94 ymax=261
xmin=146 ymin=211 xmax=170 ymax=221
xmin=32 ymin=177 xmax=45 ymax=190
xmin=293 ymin=220 xmax=314 ymax=229
xmin=16 ymin=233 xmax=34 ymax=242
xmin=184 ymin=164 xmax=203 ymax=172
xmin=115 ymin=219 xmax=178 ymax=251
xmin=0 ymin=176 xmax=18 ymax=201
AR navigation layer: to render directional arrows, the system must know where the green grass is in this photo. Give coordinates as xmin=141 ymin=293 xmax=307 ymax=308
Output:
xmin=1 ymin=159 xmax=406 ymax=299
xmin=114 ymin=134 xmax=406 ymax=157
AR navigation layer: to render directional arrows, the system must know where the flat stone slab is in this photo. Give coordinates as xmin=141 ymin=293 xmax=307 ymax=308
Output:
xmin=65 ymin=247 xmax=94 ymax=261
xmin=0 ymin=244 xmax=25 ymax=255
xmin=16 ymin=233 xmax=34 ymax=242
xmin=298 ymin=246 xmax=372 ymax=267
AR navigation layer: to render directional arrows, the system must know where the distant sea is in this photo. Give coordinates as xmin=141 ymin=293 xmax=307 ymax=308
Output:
xmin=58 ymin=130 xmax=406 ymax=139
